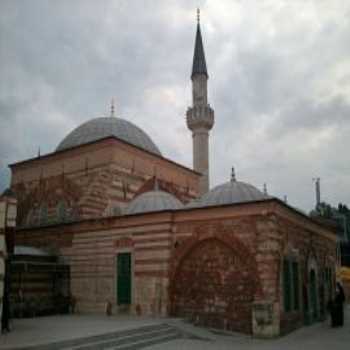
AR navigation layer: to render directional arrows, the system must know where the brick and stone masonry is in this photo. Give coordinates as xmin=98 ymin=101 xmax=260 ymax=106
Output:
xmin=15 ymin=198 xmax=336 ymax=337
xmin=9 ymin=137 xmax=200 ymax=227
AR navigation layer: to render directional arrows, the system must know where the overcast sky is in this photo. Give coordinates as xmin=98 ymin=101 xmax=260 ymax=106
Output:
xmin=1 ymin=0 xmax=349 ymax=212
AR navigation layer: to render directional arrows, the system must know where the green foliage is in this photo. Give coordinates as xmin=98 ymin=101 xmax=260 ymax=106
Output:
xmin=310 ymin=201 xmax=349 ymax=241
xmin=316 ymin=202 xmax=333 ymax=218
xmin=338 ymin=203 xmax=349 ymax=214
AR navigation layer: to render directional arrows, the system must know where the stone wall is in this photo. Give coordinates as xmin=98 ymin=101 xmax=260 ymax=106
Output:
xmin=0 ymin=199 xmax=6 ymax=323
xmin=169 ymin=215 xmax=263 ymax=334
xmin=0 ymin=194 xmax=17 ymax=327
xmin=169 ymin=229 xmax=260 ymax=333
xmin=15 ymin=199 xmax=337 ymax=337
xmin=276 ymin=209 xmax=337 ymax=334
xmin=16 ymin=213 xmax=174 ymax=316
xmin=169 ymin=203 xmax=336 ymax=337
xmin=10 ymin=138 xmax=200 ymax=227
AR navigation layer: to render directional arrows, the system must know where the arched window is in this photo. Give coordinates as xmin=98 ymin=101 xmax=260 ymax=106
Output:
xmin=40 ymin=203 xmax=48 ymax=225
xmin=57 ymin=200 xmax=67 ymax=222
xmin=26 ymin=209 xmax=33 ymax=226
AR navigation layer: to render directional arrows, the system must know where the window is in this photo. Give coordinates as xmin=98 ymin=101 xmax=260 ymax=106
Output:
xmin=40 ymin=204 xmax=48 ymax=225
xmin=26 ymin=209 xmax=33 ymax=225
xmin=57 ymin=201 xmax=67 ymax=222
xmin=283 ymin=258 xmax=300 ymax=312
xmin=283 ymin=259 xmax=292 ymax=312
xmin=292 ymin=261 xmax=300 ymax=310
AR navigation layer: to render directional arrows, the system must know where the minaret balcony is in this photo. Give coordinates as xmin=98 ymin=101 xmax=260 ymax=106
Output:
xmin=186 ymin=105 xmax=214 ymax=131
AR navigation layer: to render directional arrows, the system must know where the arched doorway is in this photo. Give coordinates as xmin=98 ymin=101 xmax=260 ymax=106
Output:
xmin=170 ymin=236 xmax=259 ymax=334
xmin=304 ymin=254 xmax=319 ymax=325
xmin=309 ymin=269 xmax=318 ymax=321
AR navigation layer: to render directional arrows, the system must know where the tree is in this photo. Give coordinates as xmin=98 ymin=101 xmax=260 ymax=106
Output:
xmin=315 ymin=202 xmax=333 ymax=218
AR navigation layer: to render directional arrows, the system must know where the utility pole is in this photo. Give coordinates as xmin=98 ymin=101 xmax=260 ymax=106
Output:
xmin=313 ymin=177 xmax=321 ymax=209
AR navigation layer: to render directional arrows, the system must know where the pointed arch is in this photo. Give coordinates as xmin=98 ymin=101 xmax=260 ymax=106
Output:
xmin=169 ymin=230 xmax=261 ymax=334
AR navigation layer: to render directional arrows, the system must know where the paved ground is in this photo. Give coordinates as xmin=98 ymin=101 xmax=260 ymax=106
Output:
xmin=0 ymin=306 xmax=349 ymax=349
xmin=0 ymin=315 xmax=162 ymax=348
xmin=151 ymin=312 xmax=350 ymax=350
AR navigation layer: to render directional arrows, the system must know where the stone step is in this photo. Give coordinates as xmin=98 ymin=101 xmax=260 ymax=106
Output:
xmin=13 ymin=323 xmax=175 ymax=350
xmin=104 ymin=332 xmax=179 ymax=350
xmin=68 ymin=327 xmax=180 ymax=350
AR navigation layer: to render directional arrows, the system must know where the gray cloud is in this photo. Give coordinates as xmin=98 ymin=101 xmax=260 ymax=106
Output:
xmin=0 ymin=0 xmax=349 ymax=212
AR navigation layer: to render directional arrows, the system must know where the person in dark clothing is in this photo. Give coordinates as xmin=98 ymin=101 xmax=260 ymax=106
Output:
xmin=331 ymin=282 xmax=346 ymax=327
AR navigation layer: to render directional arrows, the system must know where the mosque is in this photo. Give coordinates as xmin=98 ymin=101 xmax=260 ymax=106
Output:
xmin=0 ymin=14 xmax=337 ymax=337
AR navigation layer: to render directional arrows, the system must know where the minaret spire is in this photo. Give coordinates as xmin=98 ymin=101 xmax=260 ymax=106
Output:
xmin=186 ymin=9 xmax=214 ymax=195
xmin=191 ymin=9 xmax=208 ymax=79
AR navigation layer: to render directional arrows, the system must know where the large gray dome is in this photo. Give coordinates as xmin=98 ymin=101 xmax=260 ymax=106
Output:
xmin=191 ymin=180 xmax=268 ymax=208
xmin=56 ymin=117 xmax=161 ymax=155
xmin=126 ymin=190 xmax=183 ymax=215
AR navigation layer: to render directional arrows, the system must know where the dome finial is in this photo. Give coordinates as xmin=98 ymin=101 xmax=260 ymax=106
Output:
xmin=153 ymin=168 xmax=160 ymax=191
xmin=110 ymin=98 xmax=115 ymax=118
xmin=231 ymin=167 xmax=236 ymax=182
xmin=197 ymin=8 xmax=200 ymax=24
xmin=154 ymin=178 xmax=159 ymax=191
xmin=263 ymin=183 xmax=267 ymax=195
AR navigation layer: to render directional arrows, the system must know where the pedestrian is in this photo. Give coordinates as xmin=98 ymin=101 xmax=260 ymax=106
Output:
xmin=330 ymin=282 xmax=346 ymax=327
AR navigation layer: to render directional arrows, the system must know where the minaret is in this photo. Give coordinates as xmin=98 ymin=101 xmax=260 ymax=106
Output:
xmin=186 ymin=9 xmax=214 ymax=195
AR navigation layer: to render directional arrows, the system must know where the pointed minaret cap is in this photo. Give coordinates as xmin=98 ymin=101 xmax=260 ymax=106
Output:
xmin=191 ymin=8 xmax=208 ymax=79
xmin=231 ymin=167 xmax=236 ymax=182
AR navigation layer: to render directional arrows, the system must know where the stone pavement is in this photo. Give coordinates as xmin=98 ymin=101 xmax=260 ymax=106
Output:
xmin=0 ymin=306 xmax=348 ymax=349
xmin=0 ymin=315 xmax=165 ymax=349
xmin=148 ymin=306 xmax=350 ymax=350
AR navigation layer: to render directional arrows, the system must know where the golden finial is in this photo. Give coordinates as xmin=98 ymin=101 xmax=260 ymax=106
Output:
xmin=110 ymin=98 xmax=115 ymax=117
xmin=197 ymin=8 xmax=200 ymax=24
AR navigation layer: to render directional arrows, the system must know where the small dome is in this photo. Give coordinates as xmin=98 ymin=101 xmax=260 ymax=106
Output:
xmin=56 ymin=117 xmax=161 ymax=155
xmin=193 ymin=180 xmax=268 ymax=208
xmin=126 ymin=190 xmax=183 ymax=215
